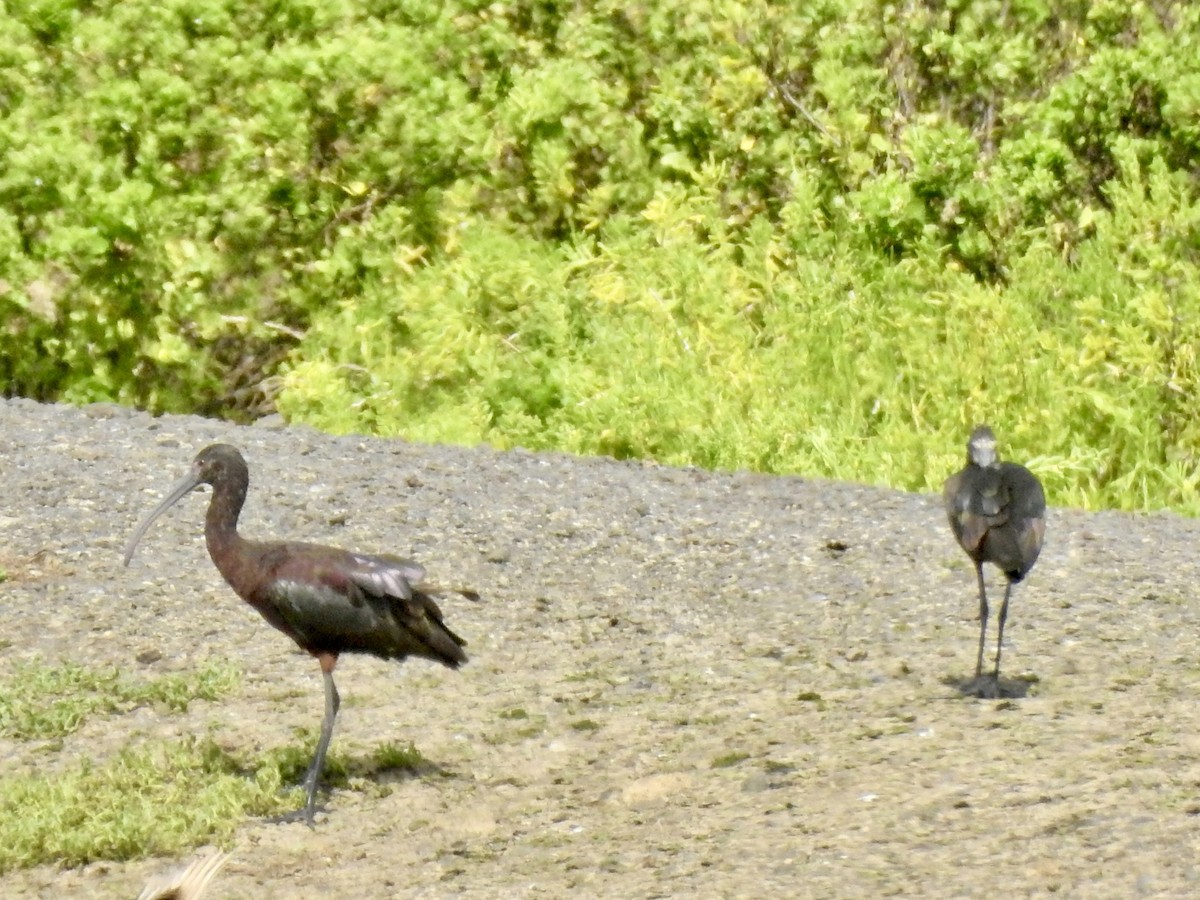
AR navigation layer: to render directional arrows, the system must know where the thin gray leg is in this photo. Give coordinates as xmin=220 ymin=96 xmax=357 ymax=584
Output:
xmin=974 ymin=562 xmax=989 ymax=678
xmin=993 ymin=580 xmax=1013 ymax=680
xmin=303 ymin=669 xmax=341 ymax=824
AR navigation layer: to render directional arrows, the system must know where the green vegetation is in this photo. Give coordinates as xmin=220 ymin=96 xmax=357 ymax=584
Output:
xmin=0 ymin=737 xmax=289 ymax=873
xmin=264 ymin=732 xmax=432 ymax=785
xmin=370 ymin=740 xmax=430 ymax=773
xmin=485 ymin=708 xmax=547 ymax=744
xmin=0 ymin=661 xmax=439 ymax=870
xmin=0 ymin=661 xmax=240 ymax=739
xmin=711 ymin=751 xmax=751 ymax=768
xmin=3 ymin=1 xmax=1200 ymax=511
xmin=0 ymin=661 xmax=289 ymax=872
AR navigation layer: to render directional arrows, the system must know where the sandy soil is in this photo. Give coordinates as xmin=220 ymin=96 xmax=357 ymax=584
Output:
xmin=2 ymin=397 xmax=1200 ymax=898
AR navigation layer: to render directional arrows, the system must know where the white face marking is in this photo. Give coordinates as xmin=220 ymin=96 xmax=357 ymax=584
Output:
xmin=970 ymin=436 xmax=998 ymax=467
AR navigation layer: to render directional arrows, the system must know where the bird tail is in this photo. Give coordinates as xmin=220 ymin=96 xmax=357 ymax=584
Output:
xmin=410 ymin=589 xmax=470 ymax=668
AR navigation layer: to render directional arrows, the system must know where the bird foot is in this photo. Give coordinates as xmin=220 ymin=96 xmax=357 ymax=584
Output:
xmin=957 ymin=672 xmax=1032 ymax=700
xmin=968 ymin=674 xmax=1002 ymax=699
xmin=267 ymin=805 xmax=320 ymax=828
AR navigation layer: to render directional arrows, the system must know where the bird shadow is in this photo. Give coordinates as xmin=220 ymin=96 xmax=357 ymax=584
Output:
xmin=289 ymin=737 xmax=453 ymax=789
xmin=941 ymin=673 xmax=1037 ymax=700
xmin=261 ymin=737 xmax=455 ymax=826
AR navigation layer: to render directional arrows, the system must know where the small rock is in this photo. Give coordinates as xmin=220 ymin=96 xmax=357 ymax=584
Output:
xmin=83 ymin=403 xmax=131 ymax=420
xmin=485 ymin=543 xmax=512 ymax=564
xmin=618 ymin=773 xmax=695 ymax=808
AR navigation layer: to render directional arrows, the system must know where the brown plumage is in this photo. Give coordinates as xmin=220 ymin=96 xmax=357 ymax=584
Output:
xmin=944 ymin=426 xmax=1045 ymax=693
xmin=124 ymin=444 xmax=473 ymax=823
xmin=137 ymin=850 xmax=230 ymax=900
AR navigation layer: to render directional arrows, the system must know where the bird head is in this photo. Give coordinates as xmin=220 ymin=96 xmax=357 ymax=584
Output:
xmin=190 ymin=443 xmax=248 ymax=486
xmin=967 ymin=425 xmax=999 ymax=468
xmin=122 ymin=444 xmax=249 ymax=566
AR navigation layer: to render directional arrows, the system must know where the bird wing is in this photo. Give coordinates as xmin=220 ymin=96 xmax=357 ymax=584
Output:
xmin=954 ymin=509 xmax=993 ymax=554
xmin=1001 ymin=462 xmax=1046 ymax=518
xmin=1002 ymin=462 xmax=1047 ymax=572
xmin=266 ymin=545 xmax=427 ymax=603
xmin=344 ymin=551 xmax=427 ymax=602
xmin=944 ymin=469 xmax=1009 ymax=553
xmin=1017 ymin=514 xmax=1047 ymax=569
xmin=942 ymin=470 xmax=966 ymax=529
xmin=259 ymin=544 xmax=466 ymax=665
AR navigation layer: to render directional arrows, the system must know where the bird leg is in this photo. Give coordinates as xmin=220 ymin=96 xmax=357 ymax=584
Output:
xmin=993 ymin=580 xmax=1013 ymax=680
xmin=302 ymin=653 xmax=341 ymax=824
xmin=973 ymin=562 xmax=989 ymax=678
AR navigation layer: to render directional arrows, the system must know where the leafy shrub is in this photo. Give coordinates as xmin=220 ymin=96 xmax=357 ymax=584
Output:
xmin=3 ymin=0 xmax=1200 ymax=511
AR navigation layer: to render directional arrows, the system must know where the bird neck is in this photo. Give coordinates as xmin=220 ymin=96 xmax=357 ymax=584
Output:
xmin=204 ymin=470 xmax=253 ymax=592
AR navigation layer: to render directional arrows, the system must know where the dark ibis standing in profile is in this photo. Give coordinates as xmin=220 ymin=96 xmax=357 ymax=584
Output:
xmin=123 ymin=444 xmax=473 ymax=824
xmin=943 ymin=425 xmax=1045 ymax=696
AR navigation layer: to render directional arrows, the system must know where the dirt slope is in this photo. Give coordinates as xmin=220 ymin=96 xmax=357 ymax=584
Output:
xmin=2 ymin=398 xmax=1199 ymax=898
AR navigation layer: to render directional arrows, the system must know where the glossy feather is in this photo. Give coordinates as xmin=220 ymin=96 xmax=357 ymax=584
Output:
xmin=944 ymin=426 xmax=1045 ymax=689
xmin=945 ymin=460 xmax=1045 ymax=579
xmin=137 ymin=850 xmax=230 ymax=900
xmin=262 ymin=543 xmax=467 ymax=664
xmin=124 ymin=443 xmax=473 ymax=822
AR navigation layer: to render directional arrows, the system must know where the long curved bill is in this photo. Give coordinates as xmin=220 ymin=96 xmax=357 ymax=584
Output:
xmin=122 ymin=464 xmax=205 ymax=566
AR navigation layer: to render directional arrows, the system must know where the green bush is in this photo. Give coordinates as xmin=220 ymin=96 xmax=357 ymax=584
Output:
xmin=3 ymin=1 xmax=1200 ymax=511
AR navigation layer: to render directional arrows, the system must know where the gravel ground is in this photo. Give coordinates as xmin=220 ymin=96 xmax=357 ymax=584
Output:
xmin=2 ymin=397 xmax=1200 ymax=898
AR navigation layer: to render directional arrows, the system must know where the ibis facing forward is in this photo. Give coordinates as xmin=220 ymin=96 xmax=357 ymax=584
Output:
xmin=944 ymin=426 xmax=1045 ymax=695
xmin=124 ymin=444 xmax=472 ymax=823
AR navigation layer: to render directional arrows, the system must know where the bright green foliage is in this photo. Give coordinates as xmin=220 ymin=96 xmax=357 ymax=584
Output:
xmin=1 ymin=0 xmax=495 ymax=414
xmin=0 ymin=737 xmax=289 ymax=872
xmin=0 ymin=661 xmax=239 ymax=739
xmin=4 ymin=1 xmax=1200 ymax=511
xmin=371 ymin=740 xmax=430 ymax=772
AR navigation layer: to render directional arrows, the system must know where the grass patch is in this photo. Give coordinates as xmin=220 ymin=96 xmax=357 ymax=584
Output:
xmin=0 ymin=661 xmax=241 ymax=740
xmin=0 ymin=733 xmax=442 ymax=873
xmin=371 ymin=741 xmax=430 ymax=772
xmin=0 ymin=737 xmax=290 ymax=873
xmin=675 ymin=714 xmax=725 ymax=727
xmin=482 ymin=712 xmax=547 ymax=745
xmin=259 ymin=736 xmax=339 ymax=786
xmin=0 ymin=664 xmax=447 ymax=873
xmin=711 ymin=751 xmax=751 ymax=769
xmin=570 ymin=718 xmax=601 ymax=732
xmin=253 ymin=735 xmax=434 ymax=793
xmin=562 ymin=670 xmax=603 ymax=683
